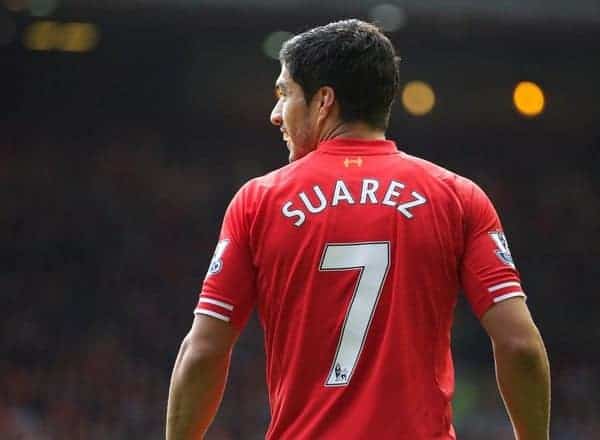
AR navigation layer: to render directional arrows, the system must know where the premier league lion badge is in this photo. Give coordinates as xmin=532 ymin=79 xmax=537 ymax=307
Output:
xmin=489 ymin=231 xmax=515 ymax=268
xmin=207 ymin=239 xmax=230 ymax=276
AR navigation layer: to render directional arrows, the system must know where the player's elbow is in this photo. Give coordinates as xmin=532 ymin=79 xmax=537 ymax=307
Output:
xmin=492 ymin=330 xmax=547 ymax=368
xmin=179 ymin=332 xmax=231 ymax=365
xmin=496 ymin=334 xmax=543 ymax=355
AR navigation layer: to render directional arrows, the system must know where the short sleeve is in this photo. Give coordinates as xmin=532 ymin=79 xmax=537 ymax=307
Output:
xmin=459 ymin=181 xmax=526 ymax=319
xmin=194 ymin=184 xmax=257 ymax=331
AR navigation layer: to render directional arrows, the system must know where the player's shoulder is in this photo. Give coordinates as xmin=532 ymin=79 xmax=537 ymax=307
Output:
xmin=239 ymin=153 xmax=312 ymax=197
xmin=399 ymin=151 xmax=478 ymax=198
xmin=401 ymin=152 xmax=498 ymax=223
xmin=223 ymin=156 xmax=306 ymax=222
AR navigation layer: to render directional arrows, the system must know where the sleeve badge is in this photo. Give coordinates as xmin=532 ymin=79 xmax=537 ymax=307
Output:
xmin=489 ymin=231 xmax=515 ymax=268
xmin=206 ymin=239 xmax=230 ymax=276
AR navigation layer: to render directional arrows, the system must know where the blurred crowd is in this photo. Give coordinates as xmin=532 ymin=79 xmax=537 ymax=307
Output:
xmin=1 ymin=121 xmax=598 ymax=439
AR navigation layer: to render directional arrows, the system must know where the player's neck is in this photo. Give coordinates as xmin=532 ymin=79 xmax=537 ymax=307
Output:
xmin=319 ymin=121 xmax=386 ymax=143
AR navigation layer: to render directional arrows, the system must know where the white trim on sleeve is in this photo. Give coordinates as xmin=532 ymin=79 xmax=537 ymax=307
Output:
xmin=194 ymin=309 xmax=231 ymax=322
xmin=493 ymin=291 xmax=526 ymax=303
xmin=488 ymin=281 xmax=521 ymax=293
xmin=198 ymin=297 xmax=234 ymax=311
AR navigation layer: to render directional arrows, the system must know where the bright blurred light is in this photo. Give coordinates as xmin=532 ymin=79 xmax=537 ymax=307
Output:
xmin=23 ymin=21 xmax=99 ymax=52
xmin=23 ymin=20 xmax=58 ymax=50
xmin=262 ymin=31 xmax=293 ymax=60
xmin=3 ymin=0 xmax=28 ymax=13
xmin=29 ymin=0 xmax=58 ymax=17
xmin=401 ymin=81 xmax=435 ymax=116
xmin=369 ymin=3 xmax=407 ymax=32
xmin=513 ymin=81 xmax=545 ymax=117
xmin=60 ymin=22 xmax=99 ymax=52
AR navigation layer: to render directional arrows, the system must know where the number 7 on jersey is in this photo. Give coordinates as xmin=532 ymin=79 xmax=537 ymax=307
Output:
xmin=319 ymin=242 xmax=391 ymax=386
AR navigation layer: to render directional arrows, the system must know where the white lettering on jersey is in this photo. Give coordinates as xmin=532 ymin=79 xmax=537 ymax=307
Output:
xmin=207 ymin=239 xmax=230 ymax=276
xmin=382 ymin=180 xmax=405 ymax=207
xmin=331 ymin=180 xmax=355 ymax=206
xmin=281 ymin=179 xmax=428 ymax=227
xmin=360 ymin=179 xmax=379 ymax=204
xmin=282 ymin=201 xmax=306 ymax=227
xmin=299 ymin=185 xmax=327 ymax=213
xmin=396 ymin=191 xmax=428 ymax=219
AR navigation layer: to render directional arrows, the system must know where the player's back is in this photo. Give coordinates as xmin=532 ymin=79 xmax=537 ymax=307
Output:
xmin=248 ymin=139 xmax=465 ymax=439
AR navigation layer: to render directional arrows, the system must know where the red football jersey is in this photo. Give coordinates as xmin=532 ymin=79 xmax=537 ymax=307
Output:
xmin=195 ymin=138 xmax=524 ymax=439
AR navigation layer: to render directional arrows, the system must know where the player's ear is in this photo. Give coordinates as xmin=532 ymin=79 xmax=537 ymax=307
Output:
xmin=316 ymin=86 xmax=336 ymax=122
xmin=318 ymin=86 xmax=335 ymax=109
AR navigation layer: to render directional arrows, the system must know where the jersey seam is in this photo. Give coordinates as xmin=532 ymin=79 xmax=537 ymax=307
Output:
xmin=315 ymin=150 xmax=400 ymax=156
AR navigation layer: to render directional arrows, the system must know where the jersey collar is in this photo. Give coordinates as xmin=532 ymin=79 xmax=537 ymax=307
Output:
xmin=316 ymin=138 xmax=398 ymax=155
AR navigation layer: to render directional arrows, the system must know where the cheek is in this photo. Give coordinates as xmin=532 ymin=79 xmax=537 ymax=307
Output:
xmin=282 ymin=100 xmax=303 ymax=127
xmin=282 ymin=102 xmax=294 ymax=120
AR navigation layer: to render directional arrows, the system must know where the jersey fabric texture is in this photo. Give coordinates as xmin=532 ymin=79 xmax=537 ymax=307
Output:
xmin=195 ymin=138 xmax=525 ymax=439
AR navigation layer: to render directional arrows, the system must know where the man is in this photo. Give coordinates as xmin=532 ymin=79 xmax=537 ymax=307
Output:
xmin=166 ymin=19 xmax=550 ymax=439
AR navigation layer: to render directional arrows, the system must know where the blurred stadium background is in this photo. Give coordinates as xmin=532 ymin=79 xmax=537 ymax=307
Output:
xmin=1 ymin=0 xmax=599 ymax=438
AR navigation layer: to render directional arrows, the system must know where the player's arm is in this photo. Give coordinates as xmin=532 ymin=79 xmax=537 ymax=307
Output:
xmin=481 ymin=297 xmax=550 ymax=440
xmin=166 ymin=181 xmax=256 ymax=439
xmin=457 ymin=178 xmax=550 ymax=439
xmin=166 ymin=315 xmax=238 ymax=440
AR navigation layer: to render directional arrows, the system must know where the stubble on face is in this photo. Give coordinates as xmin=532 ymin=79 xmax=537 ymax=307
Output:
xmin=273 ymin=65 xmax=319 ymax=162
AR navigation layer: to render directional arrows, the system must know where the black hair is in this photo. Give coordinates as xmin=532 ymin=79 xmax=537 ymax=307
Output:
xmin=279 ymin=19 xmax=400 ymax=130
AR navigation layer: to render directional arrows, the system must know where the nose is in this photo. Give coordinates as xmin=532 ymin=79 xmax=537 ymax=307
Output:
xmin=270 ymin=100 xmax=282 ymax=126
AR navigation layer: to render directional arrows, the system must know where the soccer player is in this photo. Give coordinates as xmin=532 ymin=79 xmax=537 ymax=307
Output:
xmin=166 ymin=19 xmax=550 ymax=440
